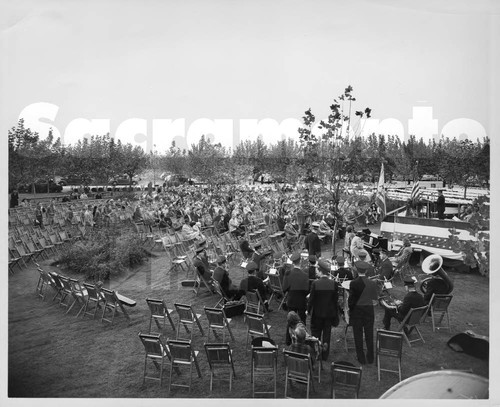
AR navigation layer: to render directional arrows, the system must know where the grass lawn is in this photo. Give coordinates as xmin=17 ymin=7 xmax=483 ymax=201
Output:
xmin=8 ymin=241 xmax=489 ymax=399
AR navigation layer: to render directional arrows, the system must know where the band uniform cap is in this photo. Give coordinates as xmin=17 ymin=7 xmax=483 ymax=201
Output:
xmin=362 ymin=228 xmax=372 ymax=235
xmin=195 ymin=246 xmax=205 ymax=254
xmin=404 ymin=276 xmax=417 ymax=286
xmin=336 ymin=255 xmax=345 ymax=265
xmin=254 ymin=243 xmax=262 ymax=249
xmin=354 ymin=261 xmax=372 ymax=272
xmin=308 ymin=254 xmax=317 ymax=263
xmin=317 ymin=260 xmax=330 ymax=273
xmin=311 ymin=222 xmax=320 ymax=228
xmin=197 ymin=240 xmax=207 ymax=247
xmin=216 ymin=255 xmax=227 ymax=265
xmin=290 ymin=252 xmax=301 ymax=262
xmin=357 ymin=249 xmax=369 ymax=260
xmin=246 ymin=261 xmax=259 ymax=271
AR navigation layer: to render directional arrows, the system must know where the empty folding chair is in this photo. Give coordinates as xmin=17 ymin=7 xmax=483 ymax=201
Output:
xmin=331 ymin=361 xmax=362 ymax=398
xmin=251 ymin=337 xmax=278 ymax=398
xmin=146 ymin=298 xmax=176 ymax=334
xmin=283 ymin=350 xmax=315 ymax=398
xmin=82 ymin=282 xmax=102 ymax=319
xmin=67 ymin=278 xmax=87 ymax=317
xmin=244 ymin=311 xmax=272 ymax=349
xmin=397 ymin=305 xmax=428 ymax=347
xmin=424 ymin=294 xmax=453 ymax=332
xmin=138 ymin=332 xmax=177 ymax=387
xmin=245 ymin=290 xmax=263 ymax=314
xmin=101 ymin=287 xmax=130 ymax=324
xmin=376 ymin=329 xmax=404 ymax=381
xmin=204 ymin=343 xmax=237 ymax=392
xmin=266 ymin=272 xmax=287 ymax=310
xmin=166 ymin=339 xmax=202 ymax=394
xmin=174 ymin=303 xmax=205 ymax=340
xmin=204 ymin=307 xmax=235 ymax=342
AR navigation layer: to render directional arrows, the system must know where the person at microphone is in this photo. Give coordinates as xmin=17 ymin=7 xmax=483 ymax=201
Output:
xmin=382 ymin=277 xmax=425 ymax=331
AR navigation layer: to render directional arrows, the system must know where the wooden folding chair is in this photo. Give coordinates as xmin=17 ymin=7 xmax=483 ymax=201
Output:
xmin=244 ymin=311 xmax=272 ymax=350
xmin=283 ymin=350 xmax=315 ymax=398
xmin=331 ymin=361 xmax=362 ymax=398
xmin=376 ymin=329 xmax=404 ymax=381
xmin=251 ymin=338 xmax=278 ymax=398
xmin=100 ymin=287 xmax=130 ymax=324
xmin=204 ymin=307 xmax=234 ymax=342
xmin=266 ymin=272 xmax=287 ymax=310
xmin=166 ymin=339 xmax=202 ymax=394
xmin=204 ymin=343 xmax=237 ymax=392
xmin=397 ymin=305 xmax=428 ymax=347
xmin=82 ymin=282 xmax=102 ymax=319
xmin=423 ymin=294 xmax=453 ymax=332
xmin=174 ymin=303 xmax=205 ymax=340
xmin=67 ymin=278 xmax=87 ymax=317
xmin=138 ymin=333 xmax=178 ymax=387
xmin=244 ymin=290 xmax=264 ymax=315
xmin=146 ymin=298 xmax=176 ymax=334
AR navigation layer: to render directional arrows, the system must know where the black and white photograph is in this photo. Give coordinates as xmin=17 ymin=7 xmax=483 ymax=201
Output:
xmin=2 ymin=0 xmax=498 ymax=403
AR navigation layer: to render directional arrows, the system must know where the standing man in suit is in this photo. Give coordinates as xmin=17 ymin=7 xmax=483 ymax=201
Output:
xmin=304 ymin=221 xmax=322 ymax=258
xmin=376 ymin=248 xmax=394 ymax=281
xmin=283 ymin=252 xmax=310 ymax=323
xmin=436 ymin=189 xmax=446 ymax=220
xmin=383 ymin=277 xmax=425 ymax=330
xmin=307 ymin=260 xmax=339 ymax=361
xmin=348 ymin=262 xmax=379 ymax=365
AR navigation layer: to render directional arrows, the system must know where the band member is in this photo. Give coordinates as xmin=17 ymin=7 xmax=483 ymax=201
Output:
xmin=348 ymin=262 xmax=379 ymax=365
xmin=382 ymin=277 xmax=425 ymax=330
xmin=212 ymin=255 xmax=244 ymax=300
xmin=239 ymin=261 xmax=272 ymax=312
xmin=376 ymin=248 xmax=394 ymax=280
xmin=283 ymin=252 xmax=310 ymax=323
xmin=304 ymin=222 xmax=322 ymax=258
xmin=335 ymin=256 xmax=354 ymax=280
xmin=307 ymin=260 xmax=339 ymax=361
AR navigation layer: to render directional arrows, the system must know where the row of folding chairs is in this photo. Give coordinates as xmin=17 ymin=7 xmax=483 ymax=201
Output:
xmin=139 ymin=331 xmax=362 ymax=398
xmin=35 ymin=264 xmax=130 ymax=324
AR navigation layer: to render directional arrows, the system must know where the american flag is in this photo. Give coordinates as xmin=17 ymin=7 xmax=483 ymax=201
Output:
xmin=411 ymin=179 xmax=422 ymax=201
xmin=375 ymin=163 xmax=386 ymax=218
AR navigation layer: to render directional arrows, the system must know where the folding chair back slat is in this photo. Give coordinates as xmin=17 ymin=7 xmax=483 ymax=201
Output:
xmin=284 ymin=350 xmax=314 ymax=398
xmin=331 ymin=362 xmax=362 ymax=399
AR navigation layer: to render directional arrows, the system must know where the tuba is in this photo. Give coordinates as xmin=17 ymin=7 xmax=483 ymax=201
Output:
xmin=420 ymin=254 xmax=454 ymax=295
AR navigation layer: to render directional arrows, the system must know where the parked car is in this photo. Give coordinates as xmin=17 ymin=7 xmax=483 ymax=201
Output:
xmin=59 ymin=176 xmax=94 ymax=186
xmin=109 ymin=175 xmax=140 ymax=186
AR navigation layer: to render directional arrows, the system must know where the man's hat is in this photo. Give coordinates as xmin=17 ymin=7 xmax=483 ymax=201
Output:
xmin=290 ymin=252 xmax=301 ymax=263
xmin=336 ymin=255 xmax=345 ymax=265
xmin=357 ymin=249 xmax=369 ymax=261
xmin=195 ymin=246 xmax=205 ymax=254
xmin=246 ymin=261 xmax=259 ymax=271
xmin=216 ymin=255 xmax=227 ymax=265
xmin=354 ymin=261 xmax=372 ymax=273
xmin=404 ymin=276 xmax=417 ymax=286
xmin=362 ymin=228 xmax=372 ymax=235
xmin=317 ymin=260 xmax=330 ymax=274
xmin=254 ymin=243 xmax=262 ymax=249
xmin=311 ymin=222 xmax=320 ymax=229
xmin=308 ymin=255 xmax=317 ymax=263
xmin=197 ymin=240 xmax=207 ymax=247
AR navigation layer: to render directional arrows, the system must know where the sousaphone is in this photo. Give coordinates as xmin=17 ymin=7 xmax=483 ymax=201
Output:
xmin=420 ymin=254 xmax=454 ymax=295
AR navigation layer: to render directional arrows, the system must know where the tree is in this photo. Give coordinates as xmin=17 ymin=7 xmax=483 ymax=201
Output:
xmin=114 ymin=141 xmax=148 ymax=189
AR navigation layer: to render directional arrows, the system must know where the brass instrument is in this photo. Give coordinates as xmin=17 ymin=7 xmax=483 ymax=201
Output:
xmin=378 ymin=295 xmax=401 ymax=310
xmin=420 ymin=254 xmax=454 ymax=295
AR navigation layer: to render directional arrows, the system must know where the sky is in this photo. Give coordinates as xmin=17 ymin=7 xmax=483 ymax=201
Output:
xmin=1 ymin=0 xmax=499 ymax=153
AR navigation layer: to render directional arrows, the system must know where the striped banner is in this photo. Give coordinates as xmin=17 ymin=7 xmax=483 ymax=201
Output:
xmin=411 ymin=179 xmax=422 ymax=201
xmin=375 ymin=163 xmax=386 ymax=218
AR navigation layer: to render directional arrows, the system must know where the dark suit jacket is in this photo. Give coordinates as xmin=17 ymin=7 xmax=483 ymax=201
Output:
xmin=282 ymin=267 xmax=310 ymax=310
xmin=399 ymin=291 xmax=425 ymax=319
xmin=336 ymin=267 xmax=354 ymax=280
xmin=378 ymin=258 xmax=394 ymax=280
xmin=348 ymin=276 xmax=378 ymax=314
xmin=239 ymin=275 xmax=267 ymax=301
xmin=307 ymin=276 xmax=338 ymax=321
xmin=193 ymin=255 xmax=211 ymax=279
xmin=304 ymin=231 xmax=321 ymax=257
xmin=213 ymin=266 xmax=231 ymax=294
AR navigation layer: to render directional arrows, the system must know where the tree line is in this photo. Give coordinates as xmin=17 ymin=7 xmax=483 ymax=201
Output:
xmin=9 ymin=86 xmax=489 ymax=197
